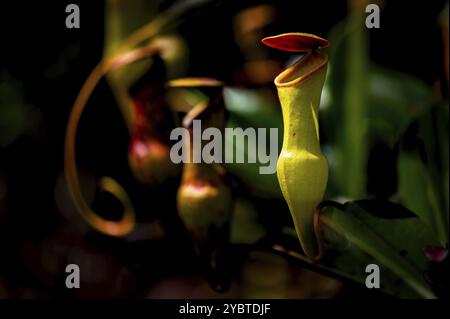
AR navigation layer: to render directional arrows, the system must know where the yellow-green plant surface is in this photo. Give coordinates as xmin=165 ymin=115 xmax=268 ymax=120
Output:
xmin=263 ymin=33 xmax=329 ymax=259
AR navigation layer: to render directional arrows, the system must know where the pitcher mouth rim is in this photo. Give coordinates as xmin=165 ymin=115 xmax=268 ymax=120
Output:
xmin=274 ymin=50 xmax=328 ymax=88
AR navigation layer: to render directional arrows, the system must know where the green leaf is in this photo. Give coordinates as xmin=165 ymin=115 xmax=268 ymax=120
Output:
xmin=103 ymin=0 xmax=162 ymax=128
xmin=323 ymin=11 xmax=369 ymax=198
xmin=367 ymin=66 xmax=432 ymax=146
xmin=0 ymin=72 xmax=40 ymax=147
xmin=103 ymin=0 xmax=190 ymax=129
xmin=397 ymin=105 xmax=449 ymax=247
xmin=318 ymin=200 xmax=438 ymax=298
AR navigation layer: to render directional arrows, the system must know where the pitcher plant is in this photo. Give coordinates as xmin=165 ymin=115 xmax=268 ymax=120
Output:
xmin=262 ymin=33 xmax=330 ymax=260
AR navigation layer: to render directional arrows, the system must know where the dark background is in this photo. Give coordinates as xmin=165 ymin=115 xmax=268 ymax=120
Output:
xmin=0 ymin=0 xmax=447 ymax=298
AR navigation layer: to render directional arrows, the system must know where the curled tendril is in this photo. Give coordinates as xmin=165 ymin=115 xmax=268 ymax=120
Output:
xmin=64 ymin=42 xmax=167 ymax=236
xmin=312 ymin=200 xmax=346 ymax=262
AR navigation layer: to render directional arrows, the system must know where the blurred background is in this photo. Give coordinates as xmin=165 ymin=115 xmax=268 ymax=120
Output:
xmin=0 ymin=0 xmax=448 ymax=298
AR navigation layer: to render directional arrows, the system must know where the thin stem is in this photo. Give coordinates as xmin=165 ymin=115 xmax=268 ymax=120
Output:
xmin=229 ymin=241 xmax=363 ymax=288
